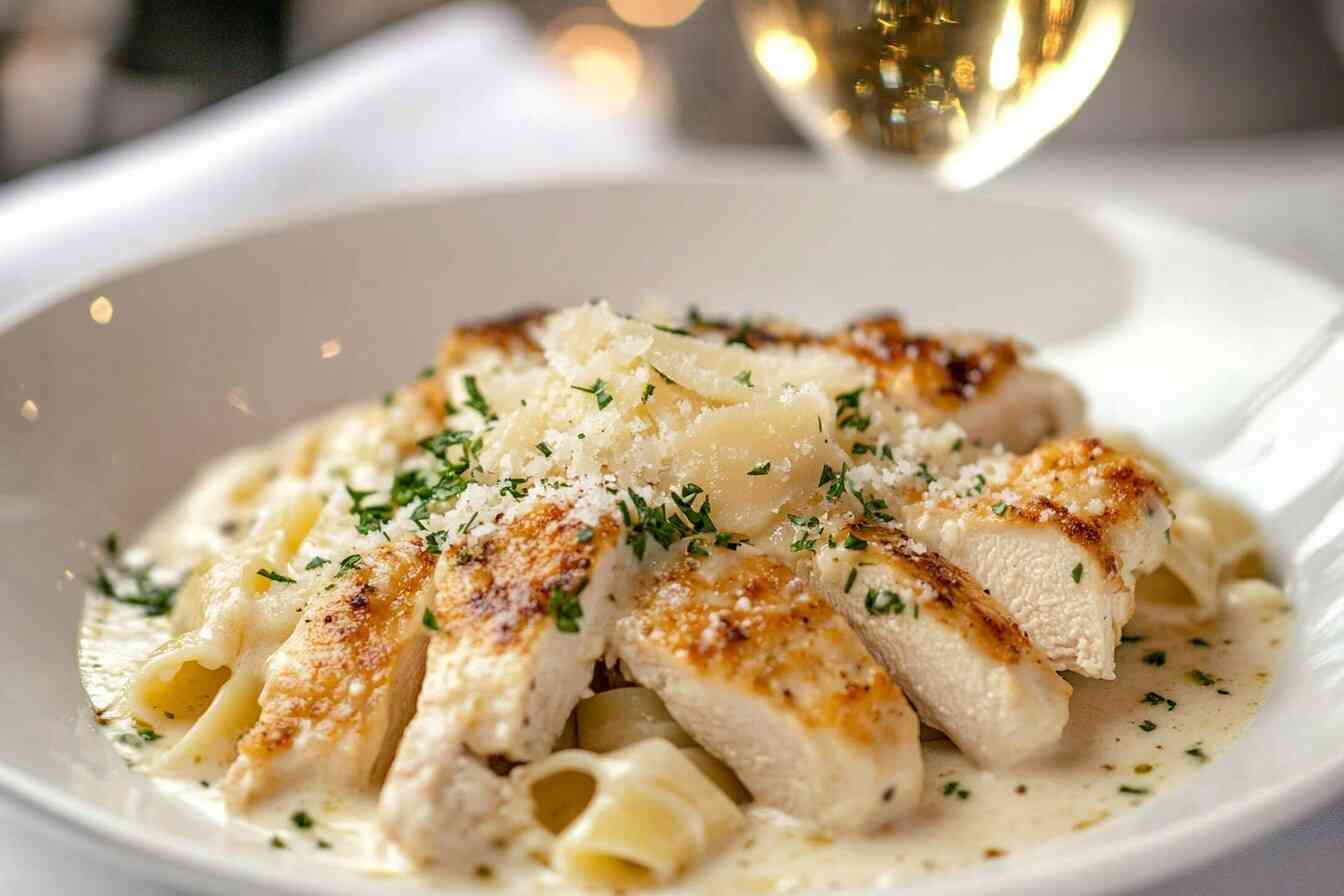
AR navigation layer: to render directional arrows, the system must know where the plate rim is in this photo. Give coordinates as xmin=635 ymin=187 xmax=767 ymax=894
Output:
xmin=4 ymin=171 xmax=1343 ymax=895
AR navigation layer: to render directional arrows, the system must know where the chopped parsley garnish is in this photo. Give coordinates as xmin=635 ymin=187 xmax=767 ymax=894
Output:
xmin=418 ymin=366 xmax=435 ymax=380
xmin=382 ymin=392 xmax=394 ymax=407
xmin=316 ymin=840 xmax=332 ymax=850
xmin=459 ymin=511 xmax=480 ymax=534
xmin=734 ymin=370 xmax=754 ymax=387
xmin=422 ymin=608 xmax=440 ymax=631
xmin=1071 ymin=563 xmax=1084 ymax=584
xmin=571 ymin=378 xmax=613 ymax=410
xmin=834 ymin=387 xmax=870 ymax=431
xmin=687 ymin=538 xmax=709 ymax=558
xmin=853 ymin=488 xmax=893 ymax=523
xmin=256 ymin=568 xmax=296 ymax=584
xmin=1118 ymin=785 xmax=1150 ymax=796
xmin=424 ymin=531 xmax=449 ymax=554
xmin=864 ymin=588 xmax=905 ymax=615
xmin=714 ymin=532 xmax=748 ymax=550
xmin=1121 ymin=634 xmax=1145 ymax=644
xmin=499 ymin=478 xmax=529 ymax=500
xmin=1190 ymin=637 xmax=1211 ymax=647
xmin=747 ymin=462 xmax=771 ymax=476
xmin=1185 ymin=745 xmax=1209 ymax=763
xmin=462 ymin=374 xmax=496 ymax=421
xmin=844 ymin=568 xmax=858 ymax=593
xmin=1142 ymin=691 xmax=1177 ymax=711
xmin=818 ymin=463 xmax=849 ymax=500
xmin=136 ymin=726 xmax=161 ymax=743
xmin=654 ymin=323 xmax=691 ymax=336
xmin=535 ymin=441 xmax=553 ymax=458
xmin=843 ymin=533 xmax=869 ymax=551
xmin=915 ymin=462 xmax=936 ymax=484
xmin=942 ymin=781 xmax=970 ymax=799
xmin=90 ymin=534 xmax=179 ymax=617
xmin=1189 ymin=669 xmax=1217 ymax=686
xmin=270 ymin=836 xmax=287 ymax=849
xmin=1142 ymin=650 xmax=1167 ymax=667
xmin=621 ymin=486 xmax=716 ymax=560
xmin=991 ymin=501 xmax=1008 ymax=515
xmin=305 ymin=556 xmax=329 ymax=570
xmin=790 ymin=514 xmax=820 ymax=528
xmin=576 ymin=526 xmax=594 ymax=544
xmin=548 ymin=581 xmax=587 ymax=633
xmin=726 ymin=322 xmax=754 ymax=349
xmin=851 ymin=442 xmax=877 ymax=456
xmin=389 ymin=470 xmax=429 ymax=507
xmin=687 ymin=306 xmax=704 ymax=326
xmin=952 ymin=438 xmax=963 ymax=452
xmin=291 ymin=811 xmax=314 ymax=829
xmin=651 ymin=366 xmax=675 ymax=385
xmin=642 ymin=383 xmax=655 ymax=403
xmin=337 ymin=554 xmax=362 ymax=574
xmin=346 ymin=484 xmax=393 ymax=536
xmin=790 ymin=535 xmax=817 ymax=552
xmin=1138 ymin=720 xmax=1157 ymax=732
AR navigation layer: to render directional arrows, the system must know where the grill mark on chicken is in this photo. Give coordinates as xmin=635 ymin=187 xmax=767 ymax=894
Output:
xmin=623 ymin=553 xmax=908 ymax=745
xmin=435 ymin=503 xmax=615 ymax=650
xmin=854 ymin=526 xmax=1035 ymax=665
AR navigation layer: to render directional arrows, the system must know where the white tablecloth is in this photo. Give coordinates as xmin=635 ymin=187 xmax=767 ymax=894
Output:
xmin=2 ymin=3 xmax=1341 ymax=892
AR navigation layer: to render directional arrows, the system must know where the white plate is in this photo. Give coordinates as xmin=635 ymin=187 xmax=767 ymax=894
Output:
xmin=2 ymin=178 xmax=1343 ymax=896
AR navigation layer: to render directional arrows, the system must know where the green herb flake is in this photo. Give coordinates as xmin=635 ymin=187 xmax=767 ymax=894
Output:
xmin=257 ymin=568 xmax=296 ymax=584
xmin=422 ymin=607 xmax=440 ymax=631
xmin=864 ymin=588 xmax=905 ymax=616
xmin=424 ymin=531 xmax=449 ymax=555
xmin=462 ymin=374 xmax=496 ymax=421
xmin=687 ymin=538 xmax=709 ymax=558
xmin=1190 ymin=637 xmax=1211 ymax=647
xmin=337 ymin=554 xmax=362 ymax=574
xmin=642 ymin=383 xmax=655 ymax=403
xmin=535 ymin=441 xmax=553 ymax=458
xmin=942 ymin=781 xmax=970 ymax=799
xmin=1118 ymin=785 xmax=1150 ymax=796
xmin=1142 ymin=691 xmax=1177 ymax=711
xmin=548 ymin=581 xmax=587 ymax=633
xmin=291 ymin=811 xmax=315 ymax=830
xmin=305 ymin=556 xmax=329 ymax=570
xmin=576 ymin=526 xmax=594 ymax=544
xmin=1071 ymin=562 xmax=1083 ymax=584
xmin=1189 ymin=669 xmax=1217 ymax=686
xmin=270 ymin=836 xmax=287 ymax=849
xmin=1185 ymin=745 xmax=1209 ymax=763
xmin=1142 ymin=650 xmax=1167 ymax=667
xmin=991 ymin=501 xmax=1008 ymax=516
xmin=844 ymin=568 xmax=858 ymax=594
xmin=747 ymin=462 xmax=771 ymax=476
xmin=137 ymin=726 xmax=161 ymax=743
xmin=843 ymin=533 xmax=868 ymax=551
xmin=571 ymin=378 xmax=613 ymax=410
xmin=1138 ymin=719 xmax=1157 ymax=732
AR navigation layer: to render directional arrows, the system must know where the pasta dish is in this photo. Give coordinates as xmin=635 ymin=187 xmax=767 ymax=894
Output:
xmin=78 ymin=303 xmax=1290 ymax=891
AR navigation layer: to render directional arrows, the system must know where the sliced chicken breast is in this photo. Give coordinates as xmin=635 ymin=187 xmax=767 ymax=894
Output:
xmin=831 ymin=315 xmax=1085 ymax=452
xmin=380 ymin=496 xmax=634 ymax=863
xmin=222 ymin=537 xmax=437 ymax=808
xmin=815 ymin=527 xmax=1070 ymax=768
xmin=900 ymin=438 xmax=1171 ymax=679
xmin=614 ymin=549 xmax=923 ymax=831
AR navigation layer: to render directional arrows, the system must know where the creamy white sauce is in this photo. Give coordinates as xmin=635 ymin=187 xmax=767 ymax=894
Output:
xmin=79 ymin=585 xmax=1291 ymax=893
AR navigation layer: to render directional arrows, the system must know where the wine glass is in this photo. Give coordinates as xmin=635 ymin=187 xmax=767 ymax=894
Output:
xmin=736 ymin=0 xmax=1133 ymax=188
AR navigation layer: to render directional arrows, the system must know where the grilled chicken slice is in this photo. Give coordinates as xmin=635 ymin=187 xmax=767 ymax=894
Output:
xmin=815 ymin=527 xmax=1070 ymax=768
xmin=614 ymin=550 xmax=923 ymax=831
xmin=900 ymin=438 xmax=1171 ymax=679
xmin=380 ymin=497 xmax=634 ymax=864
xmin=831 ymin=315 xmax=1084 ymax=452
xmin=222 ymin=537 xmax=437 ymax=808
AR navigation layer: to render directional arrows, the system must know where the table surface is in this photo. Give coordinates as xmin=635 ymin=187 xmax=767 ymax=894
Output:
xmin=1 ymin=5 xmax=1341 ymax=893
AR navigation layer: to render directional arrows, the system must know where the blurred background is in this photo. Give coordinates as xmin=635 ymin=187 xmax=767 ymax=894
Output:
xmin=2 ymin=0 xmax=1344 ymax=179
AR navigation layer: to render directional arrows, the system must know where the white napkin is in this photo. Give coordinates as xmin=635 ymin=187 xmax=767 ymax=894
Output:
xmin=0 ymin=2 xmax=672 ymax=316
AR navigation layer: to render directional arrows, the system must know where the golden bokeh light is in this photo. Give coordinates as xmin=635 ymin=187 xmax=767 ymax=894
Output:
xmin=89 ymin=295 xmax=113 ymax=324
xmin=989 ymin=0 xmax=1025 ymax=90
xmin=607 ymin=0 xmax=704 ymax=28
xmin=754 ymin=30 xmax=817 ymax=88
xmin=546 ymin=23 xmax=644 ymax=110
xmin=20 ymin=399 xmax=39 ymax=421
xmin=320 ymin=338 xmax=342 ymax=360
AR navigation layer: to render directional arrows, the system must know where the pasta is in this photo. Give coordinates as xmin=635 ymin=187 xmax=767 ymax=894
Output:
xmin=575 ymin=687 xmax=695 ymax=753
xmin=519 ymin=739 xmax=744 ymax=889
